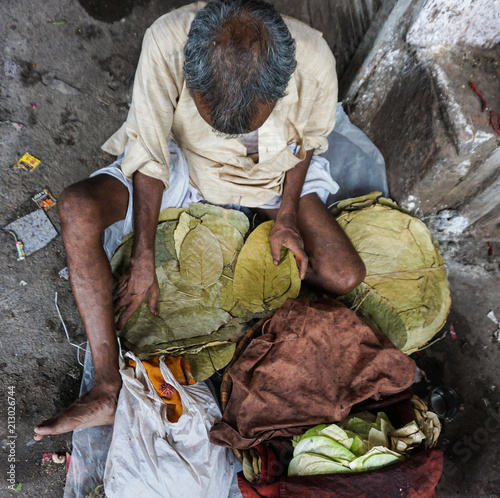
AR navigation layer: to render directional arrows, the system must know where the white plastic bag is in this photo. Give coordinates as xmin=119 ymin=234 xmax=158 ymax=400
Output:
xmin=64 ymin=344 xmax=113 ymax=498
xmin=323 ymin=103 xmax=388 ymax=206
xmin=104 ymin=352 xmax=235 ymax=497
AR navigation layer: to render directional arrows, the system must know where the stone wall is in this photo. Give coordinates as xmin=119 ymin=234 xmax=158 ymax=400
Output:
xmin=407 ymin=0 xmax=500 ymax=49
xmin=272 ymin=0 xmax=387 ymax=78
xmin=342 ymin=0 xmax=500 ymax=238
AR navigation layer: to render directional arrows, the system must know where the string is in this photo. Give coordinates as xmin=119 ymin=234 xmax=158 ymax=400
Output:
xmin=54 ymin=292 xmax=87 ymax=367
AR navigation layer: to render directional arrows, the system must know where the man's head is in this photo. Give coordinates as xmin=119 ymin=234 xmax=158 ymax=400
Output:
xmin=184 ymin=0 xmax=296 ymax=136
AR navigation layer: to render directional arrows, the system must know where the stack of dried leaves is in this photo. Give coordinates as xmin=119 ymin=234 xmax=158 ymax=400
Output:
xmin=410 ymin=396 xmax=441 ymax=449
xmin=111 ymin=204 xmax=300 ymax=380
xmin=333 ymin=192 xmax=451 ymax=354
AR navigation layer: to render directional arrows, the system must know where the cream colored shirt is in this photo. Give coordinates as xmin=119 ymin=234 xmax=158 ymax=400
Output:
xmin=102 ymin=2 xmax=338 ymax=207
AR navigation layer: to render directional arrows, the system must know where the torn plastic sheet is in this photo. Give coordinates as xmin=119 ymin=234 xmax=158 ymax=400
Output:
xmin=64 ymin=345 xmax=113 ymax=498
xmin=325 ymin=103 xmax=388 ymax=206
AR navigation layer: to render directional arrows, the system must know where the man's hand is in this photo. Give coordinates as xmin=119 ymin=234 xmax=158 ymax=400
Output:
xmin=113 ymin=259 xmax=160 ymax=330
xmin=113 ymin=170 xmax=164 ymax=330
xmin=269 ymin=149 xmax=314 ymax=281
xmin=271 ymin=212 xmax=308 ymax=280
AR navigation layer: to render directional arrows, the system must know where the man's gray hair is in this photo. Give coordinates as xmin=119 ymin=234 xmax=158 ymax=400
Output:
xmin=184 ymin=0 xmax=296 ymax=135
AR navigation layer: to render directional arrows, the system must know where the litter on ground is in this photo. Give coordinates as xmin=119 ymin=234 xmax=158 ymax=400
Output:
xmin=13 ymin=153 xmax=41 ymax=172
xmin=4 ymin=209 xmax=58 ymax=256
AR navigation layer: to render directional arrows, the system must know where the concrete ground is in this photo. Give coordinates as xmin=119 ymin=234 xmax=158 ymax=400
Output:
xmin=0 ymin=0 xmax=499 ymax=496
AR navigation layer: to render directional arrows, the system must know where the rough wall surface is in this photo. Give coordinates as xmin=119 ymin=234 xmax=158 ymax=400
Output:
xmin=407 ymin=0 xmax=500 ymax=49
xmin=273 ymin=0 xmax=385 ymax=77
xmin=344 ymin=0 xmax=500 ymax=237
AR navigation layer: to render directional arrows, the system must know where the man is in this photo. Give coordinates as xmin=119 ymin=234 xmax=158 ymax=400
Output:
xmin=34 ymin=0 xmax=365 ymax=440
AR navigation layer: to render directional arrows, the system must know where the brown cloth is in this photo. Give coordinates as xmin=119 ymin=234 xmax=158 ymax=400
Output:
xmin=209 ymin=298 xmax=416 ymax=449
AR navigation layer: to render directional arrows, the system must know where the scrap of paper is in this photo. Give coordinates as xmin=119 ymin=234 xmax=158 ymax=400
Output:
xmin=4 ymin=210 xmax=58 ymax=256
xmin=33 ymin=189 xmax=57 ymax=210
xmin=14 ymin=153 xmax=41 ymax=172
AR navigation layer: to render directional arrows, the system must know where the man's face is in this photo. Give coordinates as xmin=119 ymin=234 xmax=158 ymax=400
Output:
xmin=193 ymin=93 xmax=276 ymax=134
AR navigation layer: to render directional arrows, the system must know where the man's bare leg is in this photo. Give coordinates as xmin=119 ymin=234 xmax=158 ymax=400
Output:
xmin=34 ymin=174 xmax=129 ymax=440
xmin=259 ymin=193 xmax=366 ymax=295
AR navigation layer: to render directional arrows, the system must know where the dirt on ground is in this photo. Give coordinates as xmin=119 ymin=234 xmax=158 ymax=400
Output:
xmin=1 ymin=0 xmax=499 ymax=497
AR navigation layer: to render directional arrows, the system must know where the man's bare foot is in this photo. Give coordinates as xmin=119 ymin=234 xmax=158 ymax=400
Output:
xmin=33 ymin=387 xmax=119 ymax=441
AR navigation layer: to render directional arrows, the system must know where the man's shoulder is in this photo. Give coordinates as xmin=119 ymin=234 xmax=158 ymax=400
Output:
xmin=284 ymin=15 xmax=336 ymax=83
xmin=147 ymin=2 xmax=206 ymax=58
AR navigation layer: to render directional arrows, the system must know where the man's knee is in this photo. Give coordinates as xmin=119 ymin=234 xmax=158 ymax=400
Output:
xmin=316 ymin=257 xmax=366 ymax=296
xmin=58 ymin=183 xmax=102 ymax=231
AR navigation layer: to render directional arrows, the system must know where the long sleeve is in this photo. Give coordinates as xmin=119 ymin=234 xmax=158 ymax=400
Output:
xmin=300 ymin=36 xmax=338 ymax=156
xmin=107 ymin=27 xmax=180 ymax=189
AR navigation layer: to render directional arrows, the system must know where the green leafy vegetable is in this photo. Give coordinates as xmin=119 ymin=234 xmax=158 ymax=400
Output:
xmin=294 ymin=436 xmax=355 ymax=463
xmin=300 ymin=424 xmax=328 ymax=441
xmin=348 ymin=447 xmax=404 ymax=472
xmin=288 ymin=453 xmax=352 ymax=476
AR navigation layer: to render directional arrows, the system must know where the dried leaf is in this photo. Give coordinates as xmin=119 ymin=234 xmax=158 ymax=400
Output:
xmin=251 ymin=448 xmax=260 ymax=476
xmin=117 ymin=303 xmax=174 ymax=349
xmin=184 ymin=342 xmax=236 ymax=381
xmin=156 ymin=261 xmax=227 ymax=314
xmin=201 ymin=214 xmax=244 ymax=266
xmin=111 ymin=206 xmax=257 ymax=361
xmin=242 ymin=451 xmax=257 ymax=483
xmin=222 ymin=266 xmax=234 ymax=279
xmin=200 ymin=280 xmax=225 ymax=308
xmin=221 ymin=279 xmax=236 ymax=312
xmin=166 ymin=317 xmax=246 ymax=349
xmin=330 ymin=192 xmax=382 ymax=217
xmin=158 ymin=207 xmax=188 ymax=222
xmin=132 ymin=339 xmax=225 ymax=360
xmin=122 ymin=313 xmax=243 ymax=359
xmin=157 ymin=279 xmax=203 ymax=315
xmin=179 ymin=224 xmax=223 ymax=287
xmin=336 ymin=203 xmax=451 ymax=354
xmin=189 ymin=203 xmax=249 ymax=236
xmin=154 ymin=221 xmax=177 ymax=267
xmin=164 ymin=306 xmax=231 ymax=340
xmin=233 ymin=220 xmax=301 ymax=312
xmin=161 ymin=260 xmax=198 ymax=292
xmin=338 ymin=283 xmax=408 ymax=350
xmin=220 ymin=279 xmax=254 ymax=318
xmin=110 ymin=236 xmax=133 ymax=279
xmin=174 ymin=212 xmax=200 ymax=259
xmin=111 ymin=221 xmax=177 ymax=277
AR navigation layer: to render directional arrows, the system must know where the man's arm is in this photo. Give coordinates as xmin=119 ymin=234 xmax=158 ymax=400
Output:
xmin=270 ymin=149 xmax=314 ymax=280
xmin=114 ymin=171 xmax=164 ymax=329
